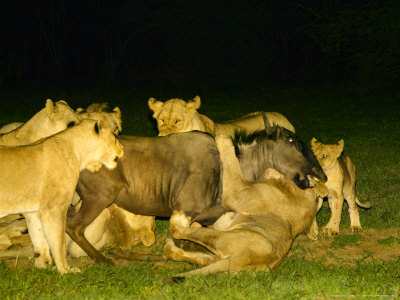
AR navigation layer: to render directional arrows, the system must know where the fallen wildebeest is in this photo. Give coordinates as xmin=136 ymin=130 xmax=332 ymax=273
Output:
xmin=165 ymin=136 xmax=328 ymax=278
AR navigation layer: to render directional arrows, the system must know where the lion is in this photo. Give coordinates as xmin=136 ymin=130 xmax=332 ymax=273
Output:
xmin=0 ymin=102 xmax=124 ymax=250
xmin=163 ymin=136 xmax=327 ymax=278
xmin=311 ymin=138 xmax=371 ymax=236
xmin=0 ymin=119 xmax=124 ymax=274
xmin=148 ymin=96 xmax=295 ymax=137
xmin=0 ymin=99 xmax=80 ymax=146
xmin=76 ymin=102 xmax=122 ymax=135
xmin=66 ymin=201 xmax=155 ymax=257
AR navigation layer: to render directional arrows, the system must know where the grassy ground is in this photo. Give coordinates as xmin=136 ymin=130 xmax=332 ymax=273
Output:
xmin=0 ymin=86 xmax=399 ymax=299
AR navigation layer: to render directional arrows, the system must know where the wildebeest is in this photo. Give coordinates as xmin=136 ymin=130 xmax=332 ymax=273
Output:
xmin=233 ymin=114 xmax=327 ymax=189
xmin=66 ymin=131 xmax=223 ymax=263
xmin=67 ymin=115 xmax=327 ymax=262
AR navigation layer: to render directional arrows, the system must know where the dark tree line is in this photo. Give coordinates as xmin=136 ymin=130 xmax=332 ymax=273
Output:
xmin=1 ymin=0 xmax=399 ymax=90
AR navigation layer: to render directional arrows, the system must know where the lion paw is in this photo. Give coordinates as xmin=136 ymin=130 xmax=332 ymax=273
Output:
xmin=67 ymin=267 xmax=82 ymax=274
xmin=321 ymin=227 xmax=339 ymax=237
xmin=351 ymin=226 xmax=362 ymax=233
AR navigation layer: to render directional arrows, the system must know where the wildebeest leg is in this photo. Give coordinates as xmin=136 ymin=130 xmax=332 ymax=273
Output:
xmin=24 ymin=212 xmax=52 ymax=269
xmin=66 ymin=194 xmax=116 ymax=264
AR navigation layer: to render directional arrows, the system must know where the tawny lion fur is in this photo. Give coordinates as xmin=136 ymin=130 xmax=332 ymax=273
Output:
xmin=148 ymin=96 xmax=295 ymax=137
xmin=163 ymin=136 xmax=327 ymax=277
xmin=0 ymin=102 xmax=124 ymax=248
xmin=311 ymin=138 xmax=371 ymax=236
xmin=0 ymin=99 xmax=80 ymax=145
xmin=0 ymin=201 xmax=155 ymax=258
xmin=0 ymin=119 xmax=123 ymax=274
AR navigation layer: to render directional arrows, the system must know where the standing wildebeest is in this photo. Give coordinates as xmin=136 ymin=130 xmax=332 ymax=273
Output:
xmin=66 ymin=131 xmax=223 ymax=263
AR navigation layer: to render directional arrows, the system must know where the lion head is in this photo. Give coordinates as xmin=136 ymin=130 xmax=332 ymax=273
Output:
xmin=76 ymin=103 xmax=122 ymax=135
xmin=311 ymin=138 xmax=344 ymax=169
xmin=148 ymin=96 xmax=201 ymax=136
xmin=45 ymin=99 xmax=81 ymax=133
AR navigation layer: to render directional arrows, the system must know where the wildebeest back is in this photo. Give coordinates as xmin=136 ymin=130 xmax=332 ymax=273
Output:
xmin=76 ymin=131 xmax=223 ymax=221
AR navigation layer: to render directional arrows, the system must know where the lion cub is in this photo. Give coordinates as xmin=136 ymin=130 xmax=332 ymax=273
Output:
xmin=311 ymin=138 xmax=371 ymax=236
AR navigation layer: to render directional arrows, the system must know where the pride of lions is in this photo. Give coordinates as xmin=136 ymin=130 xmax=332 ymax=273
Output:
xmin=0 ymin=96 xmax=370 ymax=277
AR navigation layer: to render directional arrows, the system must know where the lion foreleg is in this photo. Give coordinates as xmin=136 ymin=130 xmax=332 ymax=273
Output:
xmin=323 ymin=192 xmax=344 ymax=236
xmin=24 ymin=212 xmax=52 ymax=269
xmin=40 ymin=205 xmax=80 ymax=274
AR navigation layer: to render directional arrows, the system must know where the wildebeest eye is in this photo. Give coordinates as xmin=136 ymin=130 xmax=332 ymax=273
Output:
xmin=288 ymin=137 xmax=294 ymax=143
xmin=67 ymin=121 xmax=76 ymax=128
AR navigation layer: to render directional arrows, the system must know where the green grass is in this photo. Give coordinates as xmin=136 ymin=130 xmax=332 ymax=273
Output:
xmin=0 ymin=85 xmax=400 ymax=298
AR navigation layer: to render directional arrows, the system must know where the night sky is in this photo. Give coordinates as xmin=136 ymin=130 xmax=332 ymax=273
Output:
xmin=1 ymin=1 xmax=399 ymax=91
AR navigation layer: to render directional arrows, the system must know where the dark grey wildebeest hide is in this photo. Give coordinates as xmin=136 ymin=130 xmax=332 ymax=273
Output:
xmin=67 ymin=131 xmax=223 ymax=263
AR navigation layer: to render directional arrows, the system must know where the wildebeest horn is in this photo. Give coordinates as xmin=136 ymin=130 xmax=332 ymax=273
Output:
xmin=262 ymin=112 xmax=275 ymax=136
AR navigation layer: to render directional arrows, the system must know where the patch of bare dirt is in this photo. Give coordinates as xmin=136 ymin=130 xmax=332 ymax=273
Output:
xmin=291 ymin=228 xmax=400 ymax=266
xmin=2 ymin=228 xmax=400 ymax=271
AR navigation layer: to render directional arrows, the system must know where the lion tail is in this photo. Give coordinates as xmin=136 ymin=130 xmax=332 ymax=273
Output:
xmin=172 ymin=258 xmax=244 ymax=279
xmin=356 ymin=197 xmax=372 ymax=209
xmin=0 ymin=245 xmax=33 ymax=260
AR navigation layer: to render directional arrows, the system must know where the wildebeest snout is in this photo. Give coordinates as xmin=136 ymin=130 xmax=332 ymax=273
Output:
xmin=310 ymin=166 xmax=327 ymax=183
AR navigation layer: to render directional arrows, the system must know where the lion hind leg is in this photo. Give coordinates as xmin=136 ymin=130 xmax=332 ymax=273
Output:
xmin=24 ymin=212 xmax=53 ymax=269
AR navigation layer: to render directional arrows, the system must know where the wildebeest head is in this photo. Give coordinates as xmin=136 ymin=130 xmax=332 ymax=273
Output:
xmin=234 ymin=113 xmax=327 ymax=189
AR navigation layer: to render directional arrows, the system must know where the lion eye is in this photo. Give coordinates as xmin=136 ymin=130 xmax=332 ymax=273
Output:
xmin=175 ymin=119 xmax=182 ymax=125
xmin=67 ymin=121 xmax=76 ymax=128
xmin=322 ymin=154 xmax=328 ymax=159
xmin=158 ymin=119 xmax=164 ymax=125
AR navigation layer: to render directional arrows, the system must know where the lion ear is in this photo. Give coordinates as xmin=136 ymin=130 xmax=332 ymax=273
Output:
xmin=310 ymin=137 xmax=319 ymax=150
xmin=76 ymin=107 xmax=85 ymax=113
xmin=148 ymin=98 xmax=164 ymax=114
xmin=94 ymin=120 xmax=107 ymax=134
xmin=112 ymin=107 xmax=122 ymax=132
xmin=186 ymin=96 xmax=201 ymax=110
xmin=45 ymin=99 xmax=56 ymax=117
xmin=337 ymin=139 xmax=344 ymax=154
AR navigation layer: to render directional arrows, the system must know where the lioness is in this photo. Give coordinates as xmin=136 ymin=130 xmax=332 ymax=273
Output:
xmin=66 ymin=202 xmax=155 ymax=257
xmin=76 ymin=102 xmax=122 ymax=135
xmin=164 ymin=136 xmax=327 ymax=277
xmin=148 ymin=96 xmax=295 ymax=137
xmin=0 ymin=99 xmax=80 ymax=145
xmin=0 ymin=119 xmax=123 ymax=274
xmin=311 ymin=138 xmax=371 ymax=236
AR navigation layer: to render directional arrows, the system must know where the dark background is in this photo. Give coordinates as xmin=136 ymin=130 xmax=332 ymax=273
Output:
xmin=1 ymin=0 xmax=399 ymax=93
